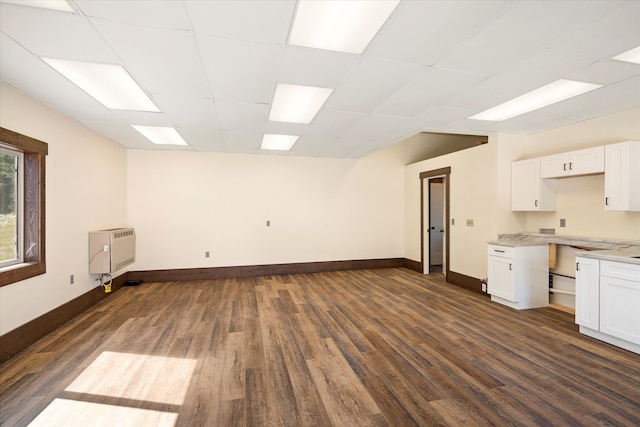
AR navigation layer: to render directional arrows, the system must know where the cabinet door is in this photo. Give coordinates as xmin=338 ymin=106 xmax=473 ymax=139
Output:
xmin=605 ymin=141 xmax=640 ymax=211
xmin=575 ymin=257 xmax=599 ymax=329
xmin=570 ymin=146 xmax=604 ymax=175
xmin=512 ymin=158 xmax=556 ymax=211
xmin=600 ymin=276 xmax=640 ymax=345
xmin=540 ymin=153 xmax=569 ymax=178
xmin=488 ymin=256 xmax=515 ymax=301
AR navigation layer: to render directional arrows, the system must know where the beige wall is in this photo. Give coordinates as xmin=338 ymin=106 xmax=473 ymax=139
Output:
xmin=126 ymin=145 xmax=406 ymax=271
xmin=0 ymin=84 xmax=127 ymax=335
xmin=404 ymin=136 xmax=499 ymax=279
xmin=404 ymin=107 xmax=640 ymax=282
xmin=519 ymin=108 xmax=640 ymax=239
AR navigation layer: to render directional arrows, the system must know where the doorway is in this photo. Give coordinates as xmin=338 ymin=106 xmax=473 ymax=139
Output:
xmin=420 ymin=167 xmax=451 ymax=279
xmin=429 ymin=178 xmax=444 ymax=273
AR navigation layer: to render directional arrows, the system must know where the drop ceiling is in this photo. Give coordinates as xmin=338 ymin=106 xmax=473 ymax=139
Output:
xmin=1 ymin=0 xmax=639 ymax=159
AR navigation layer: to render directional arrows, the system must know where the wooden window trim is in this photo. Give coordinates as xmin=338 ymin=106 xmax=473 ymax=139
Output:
xmin=0 ymin=127 xmax=47 ymax=287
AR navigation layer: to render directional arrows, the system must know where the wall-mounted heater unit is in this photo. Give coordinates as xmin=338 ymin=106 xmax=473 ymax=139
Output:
xmin=89 ymin=228 xmax=136 ymax=274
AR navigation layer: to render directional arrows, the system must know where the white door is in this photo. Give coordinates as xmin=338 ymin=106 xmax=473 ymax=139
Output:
xmin=429 ymin=181 xmax=444 ymax=266
xmin=600 ymin=276 xmax=640 ymax=345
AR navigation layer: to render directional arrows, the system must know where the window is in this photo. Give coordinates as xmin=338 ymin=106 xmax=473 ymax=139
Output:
xmin=0 ymin=146 xmax=22 ymax=267
xmin=0 ymin=127 xmax=47 ymax=287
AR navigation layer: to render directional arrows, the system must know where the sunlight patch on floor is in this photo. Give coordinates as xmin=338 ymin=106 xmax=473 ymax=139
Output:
xmin=27 ymin=398 xmax=178 ymax=427
xmin=65 ymin=351 xmax=197 ymax=405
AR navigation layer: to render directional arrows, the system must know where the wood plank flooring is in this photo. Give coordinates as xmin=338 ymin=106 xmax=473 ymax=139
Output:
xmin=1 ymin=268 xmax=639 ymax=426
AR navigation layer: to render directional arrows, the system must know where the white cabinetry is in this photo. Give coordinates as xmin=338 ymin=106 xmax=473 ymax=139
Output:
xmin=599 ymin=261 xmax=640 ymax=345
xmin=487 ymin=244 xmax=549 ymax=309
xmin=575 ymin=257 xmax=640 ymax=354
xmin=540 ymin=146 xmax=604 ymax=178
xmin=575 ymin=257 xmax=600 ymax=329
xmin=511 ymin=158 xmax=556 ymax=211
xmin=604 ymin=141 xmax=640 ymax=211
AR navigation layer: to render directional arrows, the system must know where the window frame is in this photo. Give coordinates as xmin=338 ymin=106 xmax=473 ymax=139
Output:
xmin=0 ymin=127 xmax=47 ymax=287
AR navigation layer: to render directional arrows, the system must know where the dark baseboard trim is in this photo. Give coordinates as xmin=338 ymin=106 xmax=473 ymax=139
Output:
xmin=0 ymin=274 xmax=128 ymax=364
xmin=128 ymin=258 xmax=406 ymax=283
xmin=447 ymin=270 xmax=485 ymax=294
xmin=403 ymin=258 xmax=422 ymax=273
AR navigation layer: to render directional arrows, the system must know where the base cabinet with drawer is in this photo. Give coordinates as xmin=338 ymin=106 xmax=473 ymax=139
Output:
xmin=487 ymin=244 xmax=549 ymax=309
xmin=575 ymin=257 xmax=640 ymax=354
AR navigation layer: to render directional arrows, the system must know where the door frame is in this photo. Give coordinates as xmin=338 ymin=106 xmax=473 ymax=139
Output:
xmin=428 ymin=177 xmax=444 ymax=271
xmin=420 ymin=167 xmax=451 ymax=280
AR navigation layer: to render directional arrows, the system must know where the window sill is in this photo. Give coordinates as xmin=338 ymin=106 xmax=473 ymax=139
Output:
xmin=0 ymin=261 xmax=45 ymax=287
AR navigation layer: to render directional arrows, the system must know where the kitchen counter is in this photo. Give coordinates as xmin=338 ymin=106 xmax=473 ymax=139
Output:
xmin=491 ymin=233 xmax=640 ymax=264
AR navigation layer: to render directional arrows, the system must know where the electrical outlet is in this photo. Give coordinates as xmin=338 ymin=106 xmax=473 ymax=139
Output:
xmin=266 ymin=220 xmax=270 ymax=227
xmin=560 ymin=218 xmax=566 ymax=227
xmin=205 ymin=251 xmax=210 ymax=258
xmin=466 ymin=219 xmax=474 ymax=227
xmin=451 ymin=218 xmax=455 ymax=225
xmin=70 ymin=274 xmax=74 ymax=284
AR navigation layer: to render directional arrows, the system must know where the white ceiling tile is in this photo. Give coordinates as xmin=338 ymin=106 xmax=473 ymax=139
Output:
xmin=278 ymin=46 xmax=360 ymax=88
xmin=222 ymin=131 xmax=261 ymax=153
xmin=342 ymin=115 xmax=410 ymax=139
xmin=153 ymin=95 xmax=220 ymax=128
xmin=74 ymin=0 xmax=191 ymax=29
xmin=307 ymin=110 xmax=367 ymax=136
xmin=565 ymin=60 xmax=640 ymax=86
xmin=79 ymin=120 xmax=155 ymax=149
xmin=91 ymin=19 xmax=210 ymax=98
xmin=186 ymin=0 xmax=294 ymax=44
xmin=197 ymin=35 xmax=282 ymax=104
xmin=110 ymin=110 xmax=172 ymax=126
xmin=215 ymin=100 xmax=268 ymax=132
xmin=177 ymin=127 xmax=226 ymax=151
xmin=327 ymin=58 xmax=426 ymax=114
xmin=375 ymin=68 xmax=486 ymax=118
xmin=436 ymin=0 xmax=626 ymax=75
xmin=369 ymin=0 xmax=514 ymax=66
xmin=0 ymin=33 xmax=115 ymax=121
xmin=552 ymin=1 xmax=640 ymax=60
xmin=0 ymin=3 xmax=119 ymax=62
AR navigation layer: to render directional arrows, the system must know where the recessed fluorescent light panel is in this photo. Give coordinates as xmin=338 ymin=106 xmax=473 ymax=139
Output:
xmin=269 ymin=84 xmax=333 ymax=124
xmin=612 ymin=46 xmax=640 ymax=65
xmin=289 ymin=0 xmax=400 ymax=54
xmin=1 ymin=0 xmax=74 ymax=13
xmin=469 ymin=79 xmax=602 ymax=122
xmin=261 ymin=134 xmax=299 ymax=151
xmin=132 ymin=126 xmax=188 ymax=146
xmin=42 ymin=58 xmax=159 ymax=112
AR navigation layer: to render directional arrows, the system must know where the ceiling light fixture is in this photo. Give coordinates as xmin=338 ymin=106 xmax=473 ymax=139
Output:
xmin=132 ymin=126 xmax=188 ymax=146
xmin=261 ymin=134 xmax=299 ymax=151
xmin=289 ymin=0 xmax=400 ymax=54
xmin=269 ymin=84 xmax=333 ymax=124
xmin=1 ymin=0 xmax=74 ymax=13
xmin=469 ymin=79 xmax=602 ymax=122
xmin=612 ymin=46 xmax=640 ymax=65
xmin=42 ymin=58 xmax=159 ymax=112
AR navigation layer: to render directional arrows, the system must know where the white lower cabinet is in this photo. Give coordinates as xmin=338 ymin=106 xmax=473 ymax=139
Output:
xmin=575 ymin=257 xmax=640 ymax=354
xmin=487 ymin=244 xmax=548 ymax=309
xmin=575 ymin=257 xmax=600 ymax=329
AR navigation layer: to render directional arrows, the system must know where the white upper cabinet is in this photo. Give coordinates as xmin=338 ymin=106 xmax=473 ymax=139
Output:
xmin=604 ymin=141 xmax=640 ymax=211
xmin=512 ymin=158 xmax=556 ymax=211
xmin=540 ymin=146 xmax=604 ymax=178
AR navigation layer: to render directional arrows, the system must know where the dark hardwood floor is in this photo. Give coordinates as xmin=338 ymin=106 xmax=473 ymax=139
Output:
xmin=1 ymin=268 xmax=639 ymax=426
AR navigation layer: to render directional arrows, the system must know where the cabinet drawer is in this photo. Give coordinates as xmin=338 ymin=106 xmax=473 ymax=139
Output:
xmin=601 ymin=260 xmax=640 ymax=282
xmin=488 ymin=245 xmax=514 ymax=258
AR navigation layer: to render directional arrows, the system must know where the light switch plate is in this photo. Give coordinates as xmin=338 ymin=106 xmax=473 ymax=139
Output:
xmin=466 ymin=219 xmax=474 ymax=226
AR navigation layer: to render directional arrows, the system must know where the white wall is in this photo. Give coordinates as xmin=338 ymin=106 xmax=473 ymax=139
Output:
xmin=0 ymin=84 xmax=127 ymax=335
xmin=127 ymin=144 xmax=406 ymax=271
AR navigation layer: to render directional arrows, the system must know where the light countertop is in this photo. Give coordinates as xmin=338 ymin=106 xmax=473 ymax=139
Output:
xmin=490 ymin=233 xmax=640 ymax=265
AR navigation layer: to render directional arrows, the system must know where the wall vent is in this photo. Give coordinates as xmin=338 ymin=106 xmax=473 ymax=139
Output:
xmin=89 ymin=228 xmax=136 ymax=275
